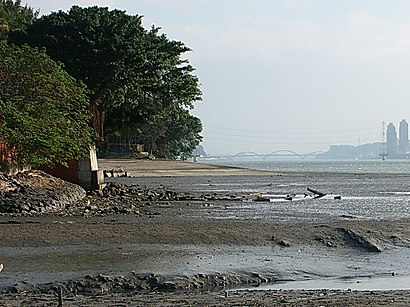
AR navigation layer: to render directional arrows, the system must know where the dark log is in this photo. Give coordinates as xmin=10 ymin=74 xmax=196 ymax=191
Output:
xmin=307 ymin=187 xmax=326 ymax=198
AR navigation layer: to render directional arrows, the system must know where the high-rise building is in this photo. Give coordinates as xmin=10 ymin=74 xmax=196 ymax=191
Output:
xmin=399 ymin=119 xmax=409 ymax=153
xmin=386 ymin=123 xmax=398 ymax=157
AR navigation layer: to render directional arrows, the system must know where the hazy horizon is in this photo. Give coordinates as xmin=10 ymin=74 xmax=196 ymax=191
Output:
xmin=27 ymin=1 xmax=410 ymax=155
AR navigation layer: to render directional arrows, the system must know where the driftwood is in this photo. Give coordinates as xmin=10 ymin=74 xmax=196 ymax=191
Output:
xmin=307 ymin=187 xmax=326 ymax=199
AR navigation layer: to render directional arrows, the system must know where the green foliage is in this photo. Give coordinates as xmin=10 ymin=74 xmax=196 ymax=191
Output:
xmin=0 ymin=42 xmax=95 ymax=166
xmin=10 ymin=5 xmax=203 ymax=159
xmin=159 ymin=109 xmax=203 ymax=159
xmin=10 ymin=6 xmax=148 ymax=136
xmin=0 ymin=0 xmax=38 ymax=40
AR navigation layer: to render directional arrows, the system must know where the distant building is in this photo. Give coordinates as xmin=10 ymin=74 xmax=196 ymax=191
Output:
xmin=386 ymin=122 xmax=398 ymax=157
xmin=399 ymin=119 xmax=409 ymax=154
xmin=320 ymin=143 xmax=381 ymax=159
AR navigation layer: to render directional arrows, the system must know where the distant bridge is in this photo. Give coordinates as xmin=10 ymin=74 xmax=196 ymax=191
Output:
xmin=204 ymin=150 xmax=326 ymax=160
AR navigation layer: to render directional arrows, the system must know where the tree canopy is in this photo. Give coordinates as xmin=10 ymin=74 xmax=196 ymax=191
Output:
xmin=0 ymin=42 xmax=95 ymax=166
xmin=0 ymin=0 xmax=38 ymax=40
xmin=9 ymin=5 xmax=203 ymax=159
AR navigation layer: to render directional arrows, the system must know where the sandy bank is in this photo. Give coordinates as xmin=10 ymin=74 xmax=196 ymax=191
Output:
xmin=98 ymin=158 xmax=275 ymax=177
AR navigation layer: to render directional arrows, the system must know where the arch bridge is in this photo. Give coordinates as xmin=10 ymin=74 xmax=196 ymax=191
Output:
xmin=206 ymin=150 xmax=326 ymax=160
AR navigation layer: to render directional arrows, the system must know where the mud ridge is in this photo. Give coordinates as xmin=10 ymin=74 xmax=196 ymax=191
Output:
xmin=1 ymin=270 xmax=285 ymax=296
xmin=338 ymin=228 xmax=383 ymax=252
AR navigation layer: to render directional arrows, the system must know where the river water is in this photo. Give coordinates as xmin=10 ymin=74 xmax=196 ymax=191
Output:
xmin=201 ymin=158 xmax=410 ymax=174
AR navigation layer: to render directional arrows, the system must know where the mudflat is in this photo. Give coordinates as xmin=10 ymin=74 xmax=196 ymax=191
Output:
xmin=2 ymin=159 xmax=410 ymax=306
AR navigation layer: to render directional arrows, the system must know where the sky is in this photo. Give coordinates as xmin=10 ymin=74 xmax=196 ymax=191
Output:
xmin=25 ymin=0 xmax=410 ymax=155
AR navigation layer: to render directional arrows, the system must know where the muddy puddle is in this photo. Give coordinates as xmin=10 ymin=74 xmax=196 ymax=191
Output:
xmin=2 ymin=242 xmax=410 ymax=291
xmin=242 ymin=274 xmax=410 ymax=291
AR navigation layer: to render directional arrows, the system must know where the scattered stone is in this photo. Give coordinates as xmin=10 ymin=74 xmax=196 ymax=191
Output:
xmin=104 ymin=169 xmax=130 ymax=178
xmin=326 ymin=241 xmax=336 ymax=247
xmin=278 ymin=240 xmax=291 ymax=247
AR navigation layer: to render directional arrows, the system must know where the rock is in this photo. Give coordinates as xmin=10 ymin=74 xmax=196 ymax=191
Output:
xmin=253 ymin=194 xmax=270 ymax=202
xmin=278 ymin=240 xmax=291 ymax=247
xmin=103 ymin=170 xmax=112 ymax=178
xmin=19 ymin=203 xmax=31 ymax=212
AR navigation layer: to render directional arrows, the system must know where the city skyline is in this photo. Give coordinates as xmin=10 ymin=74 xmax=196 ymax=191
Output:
xmin=386 ymin=119 xmax=409 ymax=157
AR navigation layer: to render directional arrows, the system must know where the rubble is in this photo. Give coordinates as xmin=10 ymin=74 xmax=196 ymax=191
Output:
xmin=0 ymin=170 xmax=86 ymax=214
xmin=0 ymin=172 xmax=245 ymax=216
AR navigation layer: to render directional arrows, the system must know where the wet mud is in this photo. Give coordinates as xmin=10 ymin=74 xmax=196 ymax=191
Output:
xmin=2 ymin=170 xmax=410 ymax=305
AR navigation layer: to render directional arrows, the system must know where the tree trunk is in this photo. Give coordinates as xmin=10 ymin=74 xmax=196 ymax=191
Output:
xmin=90 ymin=102 xmax=105 ymax=139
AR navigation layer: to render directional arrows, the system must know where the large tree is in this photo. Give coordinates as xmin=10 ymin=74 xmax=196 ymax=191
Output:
xmin=156 ymin=109 xmax=203 ymax=159
xmin=10 ymin=6 xmax=147 ymax=137
xmin=0 ymin=0 xmax=38 ymax=40
xmin=0 ymin=42 xmax=95 ymax=167
xmin=9 ymin=6 xmax=202 ymax=156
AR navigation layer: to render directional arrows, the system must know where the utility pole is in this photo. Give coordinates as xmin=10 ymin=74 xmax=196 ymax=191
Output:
xmin=379 ymin=121 xmax=388 ymax=161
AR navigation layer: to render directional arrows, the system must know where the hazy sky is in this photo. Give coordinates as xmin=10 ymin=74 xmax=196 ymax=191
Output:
xmin=26 ymin=0 xmax=410 ymax=154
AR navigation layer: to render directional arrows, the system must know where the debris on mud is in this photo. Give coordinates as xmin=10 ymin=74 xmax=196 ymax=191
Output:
xmin=254 ymin=187 xmax=341 ymax=202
